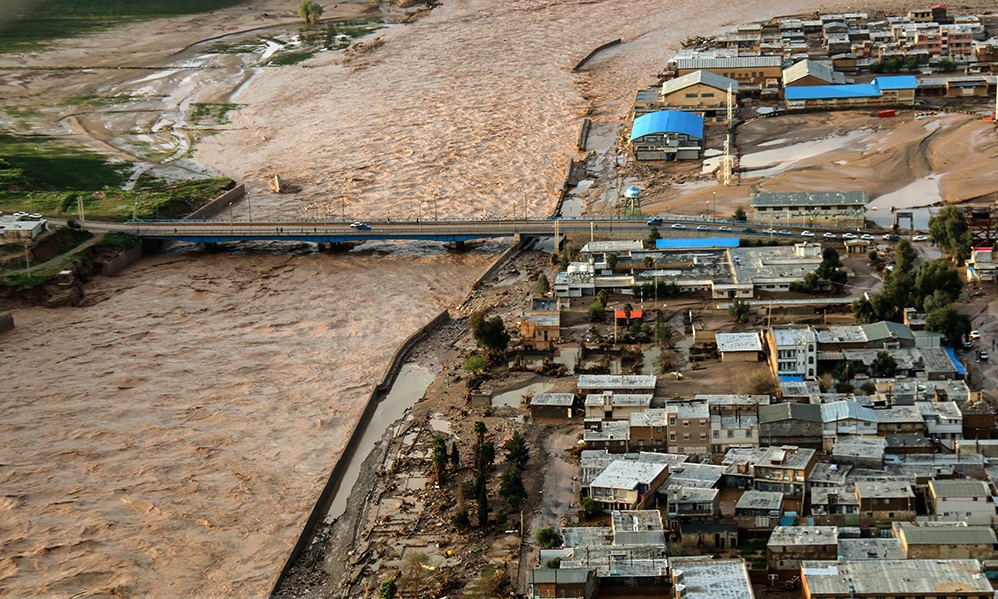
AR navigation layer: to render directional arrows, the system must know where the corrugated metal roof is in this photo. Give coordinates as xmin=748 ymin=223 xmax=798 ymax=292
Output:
xmin=875 ymin=75 xmax=918 ymax=89
xmin=783 ymin=59 xmax=846 ymax=85
xmin=821 ymin=400 xmax=877 ymax=423
xmin=529 ymin=568 xmax=593 ymax=584
xmin=785 ymin=82 xmax=880 ymax=100
xmin=662 ymin=70 xmax=740 ymax=95
xmin=900 ymin=524 xmax=997 ymax=545
xmin=861 ymin=320 xmax=914 ymax=342
xmin=676 ymin=56 xmax=784 ymax=69
xmin=654 ymin=237 xmax=740 ymax=249
xmin=759 ymin=402 xmax=822 ymax=423
xmin=751 ymin=191 xmax=866 ymax=207
xmin=929 ymin=479 xmax=990 ymax=498
xmin=630 ymin=110 xmax=704 ymax=141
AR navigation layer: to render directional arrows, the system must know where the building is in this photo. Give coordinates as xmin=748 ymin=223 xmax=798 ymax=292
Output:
xmin=529 ymin=568 xmax=598 ymax=599
xmin=759 ymin=403 xmax=823 ymax=449
xmin=629 ymin=110 xmax=705 ymax=161
xmin=628 ymin=409 xmax=669 ymax=451
xmin=874 ymin=405 xmax=926 ymax=435
xmin=520 ymin=311 xmax=560 ymax=350
xmin=767 ymin=327 xmax=818 ymax=380
xmin=784 ymin=75 xmax=917 ymax=110
xmin=831 ymin=436 xmax=886 ymax=469
xmin=610 ymin=510 xmax=667 ymax=546
xmin=578 ymin=375 xmax=656 ymax=395
xmin=715 ymin=332 xmax=763 ymax=362
xmin=918 ymin=401 xmax=964 ymax=441
xmin=583 ymin=420 xmax=630 ymax=453
xmin=800 ymin=559 xmax=992 ymax=599
xmin=810 ymin=486 xmax=860 ymax=526
xmin=821 ymin=401 xmax=878 ymax=450
xmin=669 ymin=557 xmax=755 ymax=599
xmin=927 ymin=479 xmax=995 ymax=526
xmin=752 ymin=191 xmax=867 ymax=228
xmin=554 ymin=262 xmax=595 ymax=298
xmin=705 ymin=394 xmax=769 ymax=453
xmin=734 ymin=490 xmax=784 ymax=518
xmin=854 ymin=479 xmax=916 ymax=526
xmin=663 ymin=486 xmax=719 ymax=521
xmin=585 ymin=392 xmax=653 ymax=421
xmin=967 ymin=247 xmax=997 ymax=282
xmin=0 ymin=215 xmax=46 ymax=244
xmin=673 ymin=55 xmax=784 ymax=89
xmin=835 ymin=537 xmax=905 ymax=560
xmin=783 ymin=59 xmax=847 ymax=86
xmin=529 ymin=393 xmax=576 ymax=420
xmin=587 ymin=460 xmax=670 ymax=510
xmin=666 ymin=402 xmax=711 ymax=456
xmin=893 ymin=521 xmax=998 ymax=560
xmin=679 ymin=522 xmax=738 ymax=550
xmin=752 ymin=445 xmax=816 ymax=497
xmin=657 ymin=70 xmax=739 ymax=121
xmin=768 ymin=526 xmax=839 ymax=570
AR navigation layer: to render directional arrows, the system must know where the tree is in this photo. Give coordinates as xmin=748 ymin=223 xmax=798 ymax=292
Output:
xmin=470 ymin=314 xmax=510 ymax=354
xmin=580 ymin=496 xmax=601 ymax=520
xmin=922 ymin=289 xmax=954 ymax=313
xmin=622 ymin=303 xmax=633 ymax=321
xmin=297 ymin=0 xmax=323 ymax=25
xmin=642 ymin=256 xmax=655 ymax=269
xmin=728 ymin=300 xmax=750 ymax=324
xmin=895 ymin=239 xmax=916 ymax=273
xmin=929 ymin=205 xmax=971 ymax=263
xmin=450 ymin=441 xmax=459 ymax=467
xmin=378 ymin=579 xmax=397 ymax=599
xmin=476 ymin=473 xmax=489 ymax=527
xmin=536 ymin=527 xmax=563 ymax=549
xmin=606 ymin=253 xmax=618 ymax=272
xmin=733 ymin=206 xmax=747 ymax=221
xmin=915 ymin=260 xmax=962 ymax=310
xmin=938 ymin=56 xmax=958 ymax=72
xmin=597 ymin=289 xmax=609 ymax=307
xmin=871 ymin=351 xmax=897 ymax=377
xmin=925 ymin=305 xmax=971 ymax=347
xmin=432 ymin=437 xmax=448 ymax=483
xmin=745 ymin=371 xmax=777 ymax=396
xmin=654 ymin=311 xmax=674 ymax=348
xmin=646 ymin=226 xmax=661 ymax=247
xmin=534 ymin=272 xmax=550 ymax=295
xmin=814 ymin=248 xmax=847 ymax=293
xmin=499 ymin=466 xmax=527 ymax=509
xmin=588 ymin=301 xmax=605 ymax=322
xmin=464 ymin=353 xmax=487 ymax=375
xmin=852 ymin=297 xmax=876 ymax=324
xmin=504 ymin=432 xmax=529 ymax=469
xmin=545 ymin=558 xmax=562 ymax=569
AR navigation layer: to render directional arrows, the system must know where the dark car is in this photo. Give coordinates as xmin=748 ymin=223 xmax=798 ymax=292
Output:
xmin=647 ymin=218 xmax=664 ymax=226
xmin=350 ymin=221 xmax=372 ymax=230
xmin=741 ymin=227 xmax=757 ymax=234
xmin=67 ymin=219 xmax=82 ymax=230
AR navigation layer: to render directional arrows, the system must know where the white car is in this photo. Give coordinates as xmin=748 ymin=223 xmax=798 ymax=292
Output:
xmin=696 ymin=225 xmax=710 ymax=231
xmin=823 ymin=232 xmax=837 ymax=238
xmin=970 ymin=330 xmax=981 ymax=340
xmin=671 ymin=223 xmax=687 ymax=230
xmin=763 ymin=228 xmax=777 ymax=234
xmin=912 ymin=234 xmax=929 ymax=241
xmin=860 ymin=233 xmax=875 ymax=240
xmin=801 ymin=230 xmax=815 ymax=237
xmin=842 ymin=233 xmax=858 ymax=239
xmin=718 ymin=226 xmax=731 ymax=232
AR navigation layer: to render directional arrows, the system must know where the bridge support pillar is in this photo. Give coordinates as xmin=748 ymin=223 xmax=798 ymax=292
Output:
xmin=449 ymin=241 xmax=466 ymax=251
xmin=140 ymin=238 xmax=164 ymax=255
xmin=201 ymin=242 xmax=221 ymax=253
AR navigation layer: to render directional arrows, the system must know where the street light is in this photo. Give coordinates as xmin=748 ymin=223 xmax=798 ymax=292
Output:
xmin=712 ymin=191 xmax=717 ymax=223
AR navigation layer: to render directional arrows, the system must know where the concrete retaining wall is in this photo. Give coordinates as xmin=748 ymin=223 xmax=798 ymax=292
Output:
xmin=101 ymin=244 xmax=143 ymax=276
xmin=0 ymin=311 xmax=13 ymax=333
xmin=184 ymin=184 xmax=246 ymax=220
xmin=573 ymin=38 xmax=622 ymax=71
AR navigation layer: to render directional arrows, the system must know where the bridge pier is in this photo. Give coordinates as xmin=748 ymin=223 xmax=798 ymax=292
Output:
xmin=140 ymin=238 xmax=164 ymax=255
xmin=317 ymin=242 xmax=350 ymax=253
xmin=201 ymin=242 xmax=221 ymax=253
xmin=448 ymin=240 xmax=466 ymax=251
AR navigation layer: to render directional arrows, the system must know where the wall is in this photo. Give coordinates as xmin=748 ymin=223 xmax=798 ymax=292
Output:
xmin=0 ymin=311 xmax=13 ymax=333
xmin=184 ymin=184 xmax=246 ymax=220
xmin=101 ymin=244 xmax=143 ymax=276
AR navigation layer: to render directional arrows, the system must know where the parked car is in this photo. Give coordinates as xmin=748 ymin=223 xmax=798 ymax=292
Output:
xmin=350 ymin=221 xmax=371 ymax=230
xmin=978 ymin=349 xmax=989 ymax=361
xmin=842 ymin=232 xmax=857 ymax=239
xmin=801 ymin=230 xmax=815 ymax=237
xmin=970 ymin=330 xmax=981 ymax=340
xmin=647 ymin=218 xmax=664 ymax=226
xmin=696 ymin=225 xmax=710 ymax=231
xmin=882 ymin=234 xmax=900 ymax=241
xmin=671 ymin=223 xmax=687 ymax=230
xmin=823 ymin=232 xmax=837 ymax=238
xmin=912 ymin=234 xmax=929 ymax=241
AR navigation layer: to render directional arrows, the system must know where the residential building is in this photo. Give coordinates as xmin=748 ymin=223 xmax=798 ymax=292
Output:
xmin=584 ymin=392 xmax=653 ymax=421
xmin=752 ymin=445 xmax=816 ymax=497
xmin=679 ymin=522 xmax=738 ymax=550
xmin=520 ymin=311 xmax=560 ymax=350
xmin=835 ymin=537 xmax=904 ymax=560
xmin=782 ymin=59 xmax=847 ymax=86
xmin=610 ymin=510 xmax=667 ymax=546
xmin=767 ymin=327 xmax=817 ymax=379
xmin=759 ymin=403 xmax=823 ymax=449
xmin=629 ymin=110 xmax=704 ymax=161
xmin=768 ymin=526 xmax=838 ymax=571
xmin=854 ymin=479 xmax=916 ymax=526
xmin=578 ymin=375 xmax=656 ymax=396
xmin=893 ymin=521 xmax=998 ymax=560
xmin=666 ymin=402 xmax=711 ymax=456
xmin=967 ymin=247 xmax=997 ymax=282
xmin=656 ymin=70 xmax=739 ymax=121
xmin=663 ymin=486 xmax=719 ymax=521
xmin=628 ymin=409 xmax=669 ymax=451
xmin=669 ymin=557 xmax=755 ymax=599
xmin=874 ymin=405 xmax=926 ymax=435
xmin=715 ymin=332 xmax=763 ymax=362
xmin=821 ymin=401 xmax=878 ymax=450
xmin=673 ymin=55 xmax=784 ymax=89
xmin=810 ymin=486 xmax=860 ymax=526
xmin=0 ymin=215 xmax=46 ymax=244
xmin=800 ymin=559 xmax=992 ymax=599
xmin=583 ymin=421 xmax=630 ymax=453
xmin=831 ymin=436 xmax=886 ymax=469
xmin=529 ymin=393 xmax=576 ymax=420
xmin=927 ymin=479 xmax=995 ymax=526
xmin=784 ymin=75 xmax=917 ymax=110
xmin=735 ymin=490 xmax=784 ymax=518
xmin=586 ymin=460 xmax=669 ymax=510
xmin=752 ymin=191 xmax=866 ymax=228
xmin=529 ymin=568 xmax=598 ymax=599
xmin=918 ymin=401 xmax=964 ymax=441
xmin=704 ymin=394 xmax=769 ymax=453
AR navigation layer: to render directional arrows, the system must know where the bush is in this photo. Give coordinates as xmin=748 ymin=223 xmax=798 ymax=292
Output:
xmin=536 ymin=527 xmax=563 ymax=549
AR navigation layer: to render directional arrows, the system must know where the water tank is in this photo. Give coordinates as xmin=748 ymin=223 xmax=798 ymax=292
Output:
xmin=625 ymin=186 xmax=641 ymax=199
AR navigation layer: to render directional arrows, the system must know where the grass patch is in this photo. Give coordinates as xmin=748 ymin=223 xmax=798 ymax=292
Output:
xmin=266 ymin=50 xmax=317 ymax=67
xmin=0 ymin=0 xmax=253 ymax=54
xmin=94 ymin=232 xmax=139 ymax=248
xmin=191 ymin=103 xmax=244 ymax=125
xmin=0 ymin=133 xmax=130 ymax=190
xmin=206 ymin=38 xmax=263 ymax=54
xmin=3 ymin=264 xmax=68 ymax=288
xmin=60 ymin=93 xmax=139 ymax=107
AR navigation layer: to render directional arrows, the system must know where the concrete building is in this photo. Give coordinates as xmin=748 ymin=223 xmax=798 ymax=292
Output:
xmin=759 ymin=403 xmax=823 ymax=449
xmin=554 ymin=262 xmax=595 ymax=298
xmin=927 ymin=479 xmax=995 ymax=526
xmin=783 ymin=59 xmax=847 ymax=86
xmin=584 ymin=392 xmax=653 ymax=421
xmin=704 ymin=394 xmax=769 ymax=454
xmin=785 ymin=75 xmax=917 ymax=110
xmin=663 ymin=486 xmax=719 ymax=521
xmin=715 ymin=332 xmax=763 ymax=362
xmin=666 ymin=402 xmax=711 ymax=456
xmin=628 ymin=409 xmax=669 ymax=451
xmin=529 ymin=393 xmax=575 ymax=421
xmin=629 ymin=110 xmax=704 ymax=161
xmin=810 ymin=486 xmax=860 ymax=526
xmin=0 ymin=215 xmax=46 ymax=244
xmin=800 ymin=559 xmax=992 ymax=599
xmin=821 ymin=401 xmax=878 ymax=450
xmin=918 ymin=401 xmax=964 ymax=441
xmin=587 ymin=460 xmax=669 ymax=510
xmin=752 ymin=445 xmax=816 ymax=497
xmin=673 ymin=55 xmax=784 ymax=89
xmin=893 ymin=521 xmax=998 ymax=560
xmin=873 ymin=405 xmax=926 ymax=435
xmin=767 ymin=327 xmax=817 ymax=379
xmin=679 ymin=522 xmax=738 ymax=550
xmin=735 ymin=490 xmax=784 ymax=518
xmin=610 ymin=510 xmax=667 ymax=546
xmin=768 ymin=526 xmax=839 ymax=571
xmin=669 ymin=557 xmax=755 ymax=599
xmin=831 ymin=436 xmax=886 ymax=469
xmin=752 ymin=191 xmax=867 ymax=228
xmin=967 ymin=247 xmax=997 ymax=282
xmin=583 ymin=420 xmax=630 ymax=453
xmin=520 ymin=311 xmax=560 ymax=350
xmin=854 ymin=479 xmax=916 ymax=526
xmin=835 ymin=537 xmax=904 ymax=560
xmin=529 ymin=568 xmax=598 ymax=599
xmin=657 ymin=70 xmax=739 ymax=121
xmin=578 ymin=375 xmax=656 ymax=396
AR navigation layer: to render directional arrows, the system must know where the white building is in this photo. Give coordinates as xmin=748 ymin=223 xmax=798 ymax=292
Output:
xmin=767 ymin=327 xmax=817 ymax=379
xmin=917 ymin=401 xmax=964 ymax=441
xmin=928 ymin=479 xmax=995 ymax=526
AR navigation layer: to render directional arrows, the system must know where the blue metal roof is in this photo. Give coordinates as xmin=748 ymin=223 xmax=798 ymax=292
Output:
xmin=785 ymin=83 xmax=880 ymax=100
xmin=944 ymin=347 xmax=968 ymax=376
xmin=656 ymin=237 xmax=740 ymax=249
xmin=778 ymin=375 xmax=804 ymax=382
xmin=874 ymin=75 xmax=917 ymax=90
xmin=630 ymin=110 xmax=704 ymax=141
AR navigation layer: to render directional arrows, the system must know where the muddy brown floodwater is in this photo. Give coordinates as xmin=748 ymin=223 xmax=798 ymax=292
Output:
xmin=14 ymin=0 xmax=977 ymax=596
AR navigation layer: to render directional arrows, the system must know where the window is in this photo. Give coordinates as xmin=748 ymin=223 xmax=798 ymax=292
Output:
xmin=685 ymin=93 xmax=698 ymax=98
xmin=669 ymin=418 xmax=676 ymax=426
xmin=700 ymin=433 xmax=707 ymax=440
xmin=727 ymin=430 xmax=734 ymax=438
xmin=683 ymin=434 xmax=690 ymax=440
xmin=702 ymin=92 xmax=715 ymax=97
xmin=683 ymin=420 xmax=690 ymax=427
xmin=670 ymin=433 xmax=676 ymax=441
xmin=713 ymin=430 xmax=720 ymax=438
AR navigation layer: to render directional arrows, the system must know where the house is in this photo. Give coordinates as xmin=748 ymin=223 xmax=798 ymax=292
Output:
xmin=629 ymin=110 xmax=705 ymax=161
xmin=800 ymin=559 xmax=992 ymax=599
xmin=835 ymin=537 xmax=905 ymax=560
xmin=918 ymin=401 xmax=964 ymax=442
xmin=529 ymin=568 xmax=599 ymax=599
xmin=885 ymin=433 xmax=935 ymax=455
xmin=831 ymin=436 xmax=886 ymax=469
xmin=821 ymin=401 xmax=878 ymax=450
xmin=666 ymin=402 xmax=711 ymax=456
xmin=583 ymin=420 xmax=630 ymax=453
xmin=783 ymin=59 xmax=847 ymax=86
xmin=752 ymin=191 xmax=866 ymax=228
xmin=735 ymin=490 xmax=784 ymax=518
xmin=715 ymin=332 xmax=763 ymax=362
xmin=874 ymin=405 xmax=926 ymax=435
xmin=586 ymin=460 xmax=670 ymax=510
xmin=664 ymin=486 xmax=719 ymax=521
xmin=752 ymin=445 xmax=816 ymax=497
xmin=927 ymin=479 xmax=995 ymax=526
xmin=768 ymin=526 xmax=838 ymax=571
xmin=893 ymin=521 xmax=998 ymax=560
xmin=679 ymin=522 xmax=738 ymax=550
xmin=585 ymin=392 xmax=653 ymax=421
xmin=854 ymin=479 xmax=916 ymax=526
xmin=669 ymin=558 xmax=756 ymax=599
xmin=0 ymin=215 xmax=46 ymax=245
xmin=766 ymin=327 xmax=818 ymax=380
xmin=759 ymin=403 xmax=823 ymax=449
xmin=704 ymin=394 xmax=769 ymax=453
xmin=610 ymin=510 xmax=667 ymax=546
xmin=578 ymin=375 xmax=657 ymax=396
xmin=529 ymin=393 xmax=576 ymax=420
xmin=810 ymin=486 xmax=860 ymax=526
xmin=861 ymin=320 xmax=916 ymax=348
xmin=554 ymin=262 xmax=595 ymax=298
xmin=558 ymin=521 xmax=669 ymax=585
xmin=628 ymin=409 xmax=669 ymax=451
xmin=658 ymin=70 xmax=739 ymax=121
xmin=520 ymin=311 xmax=560 ymax=350
xmin=784 ymin=75 xmax=917 ymax=110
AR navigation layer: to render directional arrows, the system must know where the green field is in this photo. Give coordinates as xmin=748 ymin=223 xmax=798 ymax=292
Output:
xmin=0 ymin=0 xmax=251 ymax=53
xmin=0 ymin=134 xmax=234 ymax=221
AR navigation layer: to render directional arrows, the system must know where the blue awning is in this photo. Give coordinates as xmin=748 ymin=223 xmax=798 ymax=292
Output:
xmin=944 ymin=347 xmax=968 ymax=376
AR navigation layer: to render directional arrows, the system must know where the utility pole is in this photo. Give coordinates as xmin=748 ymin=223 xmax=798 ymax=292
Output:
xmin=712 ymin=191 xmax=717 ymax=223
xmin=23 ymin=243 xmax=30 ymax=273
xmin=77 ymin=195 xmax=86 ymax=227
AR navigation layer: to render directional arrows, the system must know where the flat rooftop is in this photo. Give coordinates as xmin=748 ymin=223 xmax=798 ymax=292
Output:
xmin=580 ymin=240 xmax=645 ymax=254
xmin=585 ymin=392 xmax=653 ymax=407
xmin=815 ymin=325 xmax=866 ymax=345
xmin=835 ymin=538 xmax=905 ymax=560
xmin=729 ymin=246 xmax=822 ymax=286
xmin=770 ymin=327 xmax=814 ymax=347
xmin=611 ymin=510 xmax=664 ymax=533
xmin=666 ymin=401 xmax=709 ymax=419
xmin=736 ymin=490 xmax=784 ymax=511
xmin=716 ymin=332 xmax=763 ymax=352
xmin=578 ymin=374 xmax=657 ymax=391
xmin=769 ymin=526 xmax=838 ymax=547
xmin=530 ymin=393 xmax=575 ymax=407
xmin=801 ymin=559 xmax=991 ymax=596
xmin=854 ymin=479 xmax=914 ymax=499
xmin=669 ymin=557 xmax=755 ymax=599
xmin=590 ymin=460 xmax=668 ymax=490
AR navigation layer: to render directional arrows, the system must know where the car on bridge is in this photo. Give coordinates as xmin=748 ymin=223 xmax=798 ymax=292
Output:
xmin=647 ymin=218 xmax=664 ymax=226
xmin=741 ymin=227 xmax=757 ymax=234
xmin=696 ymin=225 xmax=710 ymax=231
xmin=801 ymin=230 xmax=815 ymax=237
xmin=718 ymin=226 xmax=731 ymax=232
xmin=861 ymin=233 xmax=875 ymax=240
xmin=350 ymin=221 xmax=371 ymax=230
xmin=912 ymin=234 xmax=929 ymax=241
xmin=842 ymin=233 xmax=857 ymax=239
xmin=778 ymin=230 xmax=792 ymax=236
xmin=671 ymin=223 xmax=687 ymax=230
xmin=823 ymin=232 xmax=837 ymax=238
